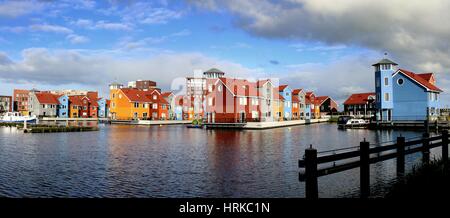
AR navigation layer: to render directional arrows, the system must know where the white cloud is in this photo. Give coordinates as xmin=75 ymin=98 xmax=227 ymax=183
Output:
xmin=94 ymin=20 xmax=133 ymax=31
xmin=30 ymin=24 xmax=73 ymax=34
xmin=66 ymin=34 xmax=89 ymax=44
xmin=0 ymin=48 xmax=259 ymax=95
xmin=0 ymin=1 xmax=44 ymax=17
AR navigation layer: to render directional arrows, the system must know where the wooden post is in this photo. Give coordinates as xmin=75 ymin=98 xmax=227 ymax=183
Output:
xmin=442 ymin=130 xmax=449 ymax=165
xmin=305 ymin=145 xmax=318 ymax=199
xmin=396 ymin=136 xmax=405 ymax=177
xmin=422 ymin=133 xmax=430 ymax=164
xmin=360 ymin=140 xmax=370 ymax=198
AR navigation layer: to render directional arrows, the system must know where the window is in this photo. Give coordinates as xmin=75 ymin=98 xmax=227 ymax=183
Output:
xmin=152 ymin=103 xmax=158 ymax=109
xmin=397 ymin=78 xmax=404 ymax=85
xmin=208 ymin=97 xmax=213 ymax=106
xmin=218 ymin=85 xmax=222 ymax=92
xmin=384 ymin=77 xmax=389 ymax=86
xmin=112 ymin=93 xmax=116 ymax=98
xmin=384 ymin=93 xmax=389 ymax=101
xmin=162 ymin=105 xmax=166 ymax=109
xmin=144 ymin=103 xmax=149 ymax=108
xmin=240 ymin=97 xmax=247 ymax=105
xmin=153 ymin=95 xmax=157 ymax=100
xmin=377 ymin=94 xmax=380 ymax=102
xmin=208 ymin=84 xmax=213 ymax=92
xmin=134 ymin=102 xmax=139 ymax=108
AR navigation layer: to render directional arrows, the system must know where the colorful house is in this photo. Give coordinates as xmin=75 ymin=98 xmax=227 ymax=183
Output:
xmin=109 ymin=88 xmax=169 ymax=120
xmin=0 ymin=95 xmax=12 ymax=114
xmin=28 ymin=92 xmax=60 ymax=117
xmin=305 ymin=92 xmax=316 ymax=119
xmin=373 ymin=58 xmax=443 ymax=121
xmin=161 ymin=92 xmax=176 ymax=120
xmin=343 ymin=93 xmax=376 ymax=117
xmin=97 ymin=98 xmax=110 ymax=118
xmin=13 ymin=89 xmax=31 ymax=116
xmin=272 ymin=90 xmax=285 ymax=122
xmin=315 ymin=96 xmax=338 ymax=117
xmin=292 ymin=89 xmax=306 ymax=120
xmin=57 ymin=95 xmax=69 ymax=118
xmin=174 ymin=96 xmax=184 ymax=120
xmin=278 ymin=85 xmax=292 ymax=120
xmin=68 ymin=96 xmax=83 ymax=118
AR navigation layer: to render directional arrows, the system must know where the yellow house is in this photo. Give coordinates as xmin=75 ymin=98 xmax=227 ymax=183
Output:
xmin=110 ymin=88 xmax=154 ymax=120
xmin=272 ymin=91 xmax=285 ymax=122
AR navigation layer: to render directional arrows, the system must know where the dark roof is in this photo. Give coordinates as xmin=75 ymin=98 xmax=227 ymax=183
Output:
xmin=372 ymin=58 xmax=398 ymax=66
xmin=204 ymin=68 xmax=224 ymax=74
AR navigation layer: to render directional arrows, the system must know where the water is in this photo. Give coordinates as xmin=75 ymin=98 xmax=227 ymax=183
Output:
xmin=0 ymin=123 xmax=442 ymax=197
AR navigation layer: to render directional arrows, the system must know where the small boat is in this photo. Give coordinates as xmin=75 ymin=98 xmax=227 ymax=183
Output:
xmin=186 ymin=124 xmax=203 ymax=129
xmin=337 ymin=115 xmax=368 ymax=129
xmin=0 ymin=112 xmax=37 ymax=123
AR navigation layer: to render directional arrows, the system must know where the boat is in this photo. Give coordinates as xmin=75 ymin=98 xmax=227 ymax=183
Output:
xmin=186 ymin=124 xmax=203 ymax=129
xmin=0 ymin=112 xmax=37 ymax=123
xmin=337 ymin=115 xmax=368 ymax=129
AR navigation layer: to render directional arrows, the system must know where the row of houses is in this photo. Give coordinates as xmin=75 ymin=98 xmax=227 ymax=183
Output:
xmin=6 ymin=89 xmax=110 ymax=118
xmin=106 ymin=69 xmax=338 ymax=123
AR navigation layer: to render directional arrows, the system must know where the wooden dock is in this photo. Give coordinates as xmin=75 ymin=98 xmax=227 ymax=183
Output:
xmin=298 ymin=130 xmax=449 ymax=198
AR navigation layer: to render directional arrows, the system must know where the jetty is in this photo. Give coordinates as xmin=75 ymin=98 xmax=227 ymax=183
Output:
xmin=204 ymin=118 xmax=329 ymax=129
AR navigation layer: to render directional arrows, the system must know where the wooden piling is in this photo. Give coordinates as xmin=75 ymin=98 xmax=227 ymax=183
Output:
xmin=422 ymin=133 xmax=430 ymax=164
xmin=360 ymin=140 xmax=370 ymax=198
xmin=396 ymin=136 xmax=406 ymax=177
xmin=305 ymin=145 xmax=318 ymax=199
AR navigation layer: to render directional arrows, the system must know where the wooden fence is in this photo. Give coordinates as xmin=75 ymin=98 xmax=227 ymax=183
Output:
xmin=298 ymin=130 xmax=449 ymax=198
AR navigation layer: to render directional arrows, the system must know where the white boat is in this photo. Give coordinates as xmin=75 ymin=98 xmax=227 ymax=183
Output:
xmin=0 ymin=112 xmax=37 ymax=123
xmin=337 ymin=116 xmax=369 ymax=129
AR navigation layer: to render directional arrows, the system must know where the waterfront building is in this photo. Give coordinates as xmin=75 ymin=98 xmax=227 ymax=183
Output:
xmin=50 ymin=89 xmax=90 ymax=96
xmin=28 ymin=92 xmax=59 ymax=117
xmin=161 ymin=92 xmax=176 ymax=120
xmin=292 ymin=89 xmax=306 ymax=120
xmin=278 ymin=85 xmax=292 ymax=120
xmin=343 ymin=92 xmax=376 ymax=118
xmin=186 ymin=68 xmax=225 ymax=120
xmin=174 ymin=96 xmax=184 ymax=120
xmin=315 ymin=96 xmax=338 ymax=117
xmin=204 ymin=78 xmax=275 ymax=123
xmin=109 ymin=88 xmax=169 ymax=120
xmin=127 ymin=80 xmax=158 ymax=91
xmin=68 ymin=96 xmax=83 ymax=118
xmin=0 ymin=95 xmax=12 ymax=114
xmin=97 ymin=98 xmax=110 ymax=118
xmin=305 ymin=92 xmax=316 ymax=119
xmin=13 ymin=89 xmax=31 ymax=115
xmin=272 ymin=90 xmax=285 ymax=121
xmin=57 ymin=95 xmax=69 ymax=118
xmin=373 ymin=58 xmax=443 ymax=121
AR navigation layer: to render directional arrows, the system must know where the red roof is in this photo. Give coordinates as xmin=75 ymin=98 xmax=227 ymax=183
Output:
xmin=417 ymin=73 xmax=433 ymax=82
xmin=69 ymin=95 xmax=84 ymax=106
xmin=161 ymin=92 xmax=173 ymax=97
xmin=278 ymin=85 xmax=288 ymax=92
xmin=397 ymin=69 xmax=442 ymax=92
xmin=315 ymin=96 xmax=329 ymax=106
xmin=343 ymin=92 xmax=376 ymax=105
xmin=292 ymin=95 xmax=300 ymax=103
xmin=120 ymin=88 xmax=169 ymax=104
xmin=35 ymin=93 xmax=60 ymax=104
xmin=273 ymin=88 xmax=285 ymax=101
xmin=292 ymin=89 xmax=303 ymax=95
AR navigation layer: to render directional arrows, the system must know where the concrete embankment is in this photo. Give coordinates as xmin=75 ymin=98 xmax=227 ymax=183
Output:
xmin=111 ymin=120 xmax=191 ymax=126
xmin=205 ymin=118 xmax=330 ymax=130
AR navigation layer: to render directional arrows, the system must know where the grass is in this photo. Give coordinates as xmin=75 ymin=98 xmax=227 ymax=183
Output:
xmin=1 ymin=122 xmax=99 ymax=133
xmin=385 ymin=159 xmax=450 ymax=198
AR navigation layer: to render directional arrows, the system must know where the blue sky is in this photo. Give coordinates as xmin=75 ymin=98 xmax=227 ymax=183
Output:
xmin=1 ymin=0 xmax=449 ymax=106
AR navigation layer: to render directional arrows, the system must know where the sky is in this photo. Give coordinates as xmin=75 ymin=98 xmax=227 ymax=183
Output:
xmin=1 ymin=0 xmax=450 ymax=107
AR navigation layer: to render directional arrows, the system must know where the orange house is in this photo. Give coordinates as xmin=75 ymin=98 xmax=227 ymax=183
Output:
xmin=109 ymin=88 xmax=169 ymax=120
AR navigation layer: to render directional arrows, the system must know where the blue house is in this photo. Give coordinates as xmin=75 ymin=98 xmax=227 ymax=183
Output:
xmin=57 ymin=95 xmax=69 ymax=118
xmin=279 ymin=85 xmax=292 ymax=120
xmin=373 ymin=58 xmax=442 ymax=121
xmin=97 ymin=98 xmax=109 ymax=118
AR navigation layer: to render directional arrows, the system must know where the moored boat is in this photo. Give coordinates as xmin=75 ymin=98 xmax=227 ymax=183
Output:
xmin=0 ymin=112 xmax=37 ymax=123
xmin=337 ymin=115 xmax=368 ymax=129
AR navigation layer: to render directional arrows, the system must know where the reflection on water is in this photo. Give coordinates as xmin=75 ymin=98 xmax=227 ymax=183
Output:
xmin=0 ymin=123 xmax=441 ymax=197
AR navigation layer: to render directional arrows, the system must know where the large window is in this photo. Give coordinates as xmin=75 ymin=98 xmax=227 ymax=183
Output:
xmin=384 ymin=93 xmax=390 ymax=101
xmin=134 ymin=102 xmax=139 ymax=108
xmin=384 ymin=77 xmax=389 ymax=86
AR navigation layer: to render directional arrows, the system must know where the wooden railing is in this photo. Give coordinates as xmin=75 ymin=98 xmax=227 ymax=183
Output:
xmin=298 ymin=130 xmax=449 ymax=198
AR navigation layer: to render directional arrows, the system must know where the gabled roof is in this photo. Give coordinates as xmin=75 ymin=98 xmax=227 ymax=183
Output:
xmin=68 ymin=95 xmax=84 ymax=106
xmin=292 ymin=89 xmax=303 ymax=95
xmin=273 ymin=88 xmax=285 ymax=101
xmin=292 ymin=95 xmax=300 ymax=103
xmin=314 ymin=96 xmax=329 ymax=106
xmin=372 ymin=58 xmax=398 ymax=66
xmin=278 ymin=85 xmax=288 ymax=92
xmin=35 ymin=93 xmax=60 ymax=104
xmin=343 ymin=92 xmax=376 ymax=105
xmin=120 ymin=88 xmax=152 ymax=102
xmin=395 ymin=69 xmax=442 ymax=92
xmin=161 ymin=92 xmax=173 ymax=98
xmin=417 ymin=73 xmax=434 ymax=84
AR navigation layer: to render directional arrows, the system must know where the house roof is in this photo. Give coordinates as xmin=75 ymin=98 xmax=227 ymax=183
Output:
xmin=35 ymin=93 xmax=60 ymax=104
xmin=278 ymin=85 xmax=288 ymax=92
xmin=292 ymin=89 xmax=303 ymax=95
xmin=343 ymin=92 xmax=376 ymax=105
xmin=292 ymin=95 xmax=300 ymax=103
xmin=372 ymin=58 xmax=398 ymax=66
xmin=68 ymin=95 xmax=84 ymax=106
xmin=396 ymin=69 xmax=442 ymax=92
xmin=120 ymin=88 xmax=152 ymax=102
xmin=417 ymin=73 xmax=434 ymax=83
xmin=204 ymin=68 xmax=225 ymax=74
xmin=315 ymin=96 xmax=329 ymax=106
xmin=161 ymin=92 xmax=173 ymax=97
xmin=273 ymin=88 xmax=285 ymax=101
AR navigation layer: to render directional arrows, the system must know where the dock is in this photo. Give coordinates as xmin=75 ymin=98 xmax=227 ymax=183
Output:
xmin=204 ymin=118 xmax=330 ymax=129
xmin=111 ymin=120 xmax=191 ymax=126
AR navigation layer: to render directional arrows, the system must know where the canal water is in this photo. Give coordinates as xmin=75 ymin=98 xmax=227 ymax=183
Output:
xmin=0 ymin=123 xmax=442 ymax=197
